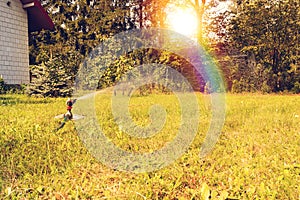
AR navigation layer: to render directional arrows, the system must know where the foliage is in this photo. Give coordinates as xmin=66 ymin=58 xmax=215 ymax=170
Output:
xmin=0 ymin=93 xmax=299 ymax=199
xmin=28 ymin=0 xmax=140 ymax=96
xmin=30 ymin=0 xmax=136 ymax=60
xmin=204 ymin=0 xmax=300 ymax=93
xmin=291 ymin=81 xmax=300 ymax=93
xmin=28 ymin=0 xmax=177 ymax=97
xmin=0 ymin=78 xmax=26 ymax=94
xmin=27 ymin=0 xmax=299 ymax=94
xmin=29 ymin=0 xmax=174 ymax=61
xmin=226 ymin=0 xmax=300 ymax=92
xmin=0 ymin=77 xmax=6 ymax=94
xmin=95 ymin=48 xmax=206 ymax=93
xmin=28 ymin=50 xmax=82 ymax=97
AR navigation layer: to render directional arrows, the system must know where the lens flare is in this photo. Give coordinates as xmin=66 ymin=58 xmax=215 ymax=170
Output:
xmin=166 ymin=7 xmax=198 ymax=37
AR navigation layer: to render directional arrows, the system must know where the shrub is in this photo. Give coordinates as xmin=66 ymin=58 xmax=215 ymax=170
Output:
xmin=0 ymin=77 xmax=8 ymax=94
xmin=28 ymin=51 xmax=82 ymax=97
xmin=291 ymin=81 xmax=300 ymax=94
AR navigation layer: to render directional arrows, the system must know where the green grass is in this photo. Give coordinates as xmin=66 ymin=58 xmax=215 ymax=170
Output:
xmin=0 ymin=93 xmax=299 ymax=199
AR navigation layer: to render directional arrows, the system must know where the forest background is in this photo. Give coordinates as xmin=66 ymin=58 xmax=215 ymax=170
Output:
xmin=14 ymin=0 xmax=299 ymax=96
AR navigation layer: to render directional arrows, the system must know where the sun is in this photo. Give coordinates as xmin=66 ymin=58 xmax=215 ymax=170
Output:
xmin=166 ymin=7 xmax=198 ymax=37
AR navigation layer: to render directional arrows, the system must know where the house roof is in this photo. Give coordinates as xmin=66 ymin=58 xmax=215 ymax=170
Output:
xmin=20 ymin=0 xmax=54 ymax=32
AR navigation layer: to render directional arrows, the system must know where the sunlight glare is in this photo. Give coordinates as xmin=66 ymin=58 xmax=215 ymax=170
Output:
xmin=166 ymin=7 xmax=198 ymax=37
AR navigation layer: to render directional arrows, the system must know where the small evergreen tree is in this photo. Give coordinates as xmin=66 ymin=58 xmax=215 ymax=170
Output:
xmin=28 ymin=50 xmax=82 ymax=97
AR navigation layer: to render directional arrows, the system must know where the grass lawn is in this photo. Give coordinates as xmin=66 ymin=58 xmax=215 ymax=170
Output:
xmin=0 ymin=93 xmax=299 ymax=199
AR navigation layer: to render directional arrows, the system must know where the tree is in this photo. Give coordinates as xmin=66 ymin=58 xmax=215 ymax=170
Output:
xmin=28 ymin=0 xmax=140 ymax=96
xmin=187 ymin=0 xmax=206 ymax=43
xmin=227 ymin=0 xmax=300 ymax=92
xmin=30 ymin=0 xmax=138 ymax=62
xmin=28 ymin=50 xmax=82 ymax=97
xmin=29 ymin=0 xmax=231 ymax=96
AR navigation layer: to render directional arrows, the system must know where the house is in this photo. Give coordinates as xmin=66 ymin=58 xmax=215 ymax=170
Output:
xmin=0 ymin=0 xmax=54 ymax=84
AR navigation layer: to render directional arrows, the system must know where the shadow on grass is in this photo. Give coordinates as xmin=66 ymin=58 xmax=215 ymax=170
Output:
xmin=0 ymin=96 xmax=54 ymax=105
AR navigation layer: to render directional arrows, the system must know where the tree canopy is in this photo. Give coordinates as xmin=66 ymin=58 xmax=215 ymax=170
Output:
xmin=28 ymin=0 xmax=300 ymax=96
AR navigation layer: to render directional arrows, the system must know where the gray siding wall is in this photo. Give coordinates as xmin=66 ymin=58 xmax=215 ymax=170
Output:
xmin=0 ymin=0 xmax=29 ymax=84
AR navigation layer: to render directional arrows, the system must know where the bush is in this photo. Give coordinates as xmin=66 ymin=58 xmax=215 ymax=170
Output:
xmin=0 ymin=77 xmax=12 ymax=94
xmin=291 ymin=81 xmax=300 ymax=94
xmin=261 ymin=81 xmax=271 ymax=94
xmin=0 ymin=77 xmax=27 ymax=94
xmin=0 ymin=77 xmax=5 ymax=94
xmin=28 ymin=51 xmax=82 ymax=97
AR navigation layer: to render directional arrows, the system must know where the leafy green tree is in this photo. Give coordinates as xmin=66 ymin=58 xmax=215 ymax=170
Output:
xmin=28 ymin=0 xmax=139 ymax=96
xmin=227 ymin=0 xmax=300 ymax=92
xmin=29 ymin=0 xmax=229 ymax=96
xmin=30 ymin=0 xmax=137 ymax=62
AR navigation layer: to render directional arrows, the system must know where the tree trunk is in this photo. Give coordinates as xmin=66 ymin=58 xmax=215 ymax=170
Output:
xmin=139 ymin=0 xmax=143 ymax=28
xmin=194 ymin=0 xmax=205 ymax=43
